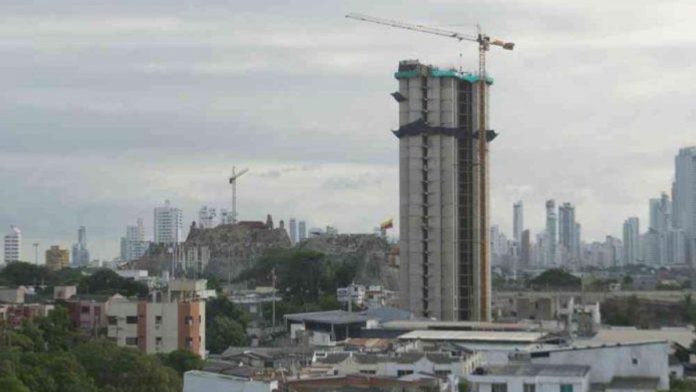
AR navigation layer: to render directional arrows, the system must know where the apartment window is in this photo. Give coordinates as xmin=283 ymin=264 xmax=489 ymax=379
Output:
xmin=155 ymin=316 xmax=162 ymax=325
xmin=434 ymin=370 xmax=451 ymax=377
xmin=185 ymin=337 xmax=193 ymax=349
xmin=632 ymin=357 xmax=638 ymax=365
xmin=491 ymin=384 xmax=508 ymax=392
xmin=156 ymin=337 xmax=162 ymax=346
xmin=397 ymin=370 xmax=413 ymax=377
xmin=185 ymin=315 xmax=193 ymax=325
xmin=360 ymin=370 xmax=376 ymax=375
xmin=523 ymin=384 xmax=536 ymax=392
xmin=81 ymin=306 xmax=90 ymax=314
xmin=126 ymin=316 xmax=138 ymax=324
xmin=560 ymin=385 xmax=573 ymax=392
xmin=107 ymin=316 xmax=117 ymax=325
xmin=125 ymin=337 xmax=138 ymax=346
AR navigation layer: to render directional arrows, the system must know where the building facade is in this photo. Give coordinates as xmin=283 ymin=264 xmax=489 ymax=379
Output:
xmin=544 ymin=200 xmax=557 ymax=266
xmin=298 ymin=221 xmax=307 ymax=242
xmin=395 ymin=60 xmax=492 ymax=321
xmin=45 ymin=245 xmax=69 ymax=271
xmin=71 ymin=226 xmax=90 ymax=266
xmin=673 ymin=147 xmax=696 ymax=265
xmin=622 ymin=217 xmax=640 ymax=265
xmin=3 ymin=226 xmax=21 ymax=264
xmin=121 ymin=218 xmax=149 ymax=262
xmin=558 ymin=202 xmax=578 ymax=263
xmin=289 ymin=218 xmax=297 ymax=245
xmin=106 ymin=297 xmax=206 ymax=358
xmin=513 ymin=201 xmax=523 ymax=243
xmin=154 ymin=200 xmax=183 ymax=244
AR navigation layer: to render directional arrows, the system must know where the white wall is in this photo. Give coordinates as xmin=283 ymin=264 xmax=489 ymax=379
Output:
xmin=531 ymin=343 xmax=669 ymax=390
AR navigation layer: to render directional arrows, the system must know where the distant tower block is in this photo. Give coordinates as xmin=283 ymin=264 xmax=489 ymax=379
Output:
xmin=394 ymin=60 xmax=495 ymax=321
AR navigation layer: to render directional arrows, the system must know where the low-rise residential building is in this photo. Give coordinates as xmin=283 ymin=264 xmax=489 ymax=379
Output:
xmin=283 ymin=373 xmax=440 ymax=392
xmin=54 ymin=285 xmax=77 ymax=300
xmin=0 ymin=286 xmax=27 ymax=303
xmin=66 ymin=294 xmax=123 ymax=336
xmin=468 ymin=363 xmax=590 ymax=392
xmin=313 ymin=351 xmax=482 ymax=379
xmin=169 ymin=279 xmax=216 ymax=300
xmin=106 ymin=297 xmax=206 ymax=358
xmin=183 ymin=370 xmax=277 ymax=392
xmin=0 ymin=303 xmax=54 ymax=328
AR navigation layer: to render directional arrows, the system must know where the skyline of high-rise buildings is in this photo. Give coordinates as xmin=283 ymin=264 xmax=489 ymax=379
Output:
xmin=395 ymin=60 xmax=491 ymax=321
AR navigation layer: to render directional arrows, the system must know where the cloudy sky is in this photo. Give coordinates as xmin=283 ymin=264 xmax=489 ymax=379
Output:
xmin=2 ymin=0 xmax=695 ymax=263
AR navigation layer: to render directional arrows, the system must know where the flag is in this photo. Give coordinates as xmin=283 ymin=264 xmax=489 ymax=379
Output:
xmin=380 ymin=218 xmax=394 ymax=230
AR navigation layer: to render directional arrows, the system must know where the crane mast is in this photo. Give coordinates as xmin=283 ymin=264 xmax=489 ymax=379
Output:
xmin=229 ymin=166 xmax=249 ymax=224
xmin=346 ymin=13 xmax=513 ymax=321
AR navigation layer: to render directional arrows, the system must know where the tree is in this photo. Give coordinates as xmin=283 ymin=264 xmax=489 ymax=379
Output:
xmin=529 ymin=269 xmax=581 ymax=290
xmin=207 ymin=316 xmax=247 ymax=354
xmin=73 ymin=340 xmax=181 ymax=392
xmin=159 ymin=350 xmax=203 ymax=376
xmin=77 ymin=269 xmax=148 ymax=297
xmin=0 ymin=376 xmax=29 ymax=392
xmin=0 ymin=262 xmax=52 ymax=287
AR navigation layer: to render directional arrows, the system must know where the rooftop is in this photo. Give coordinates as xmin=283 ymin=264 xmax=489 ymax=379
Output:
xmin=381 ymin=320 xmax=534 ymax=332
xmin=587 ymin=327 xmax=694 ymax=348
xmin=475 ymin=363 xmax=590 ymax=378
xmin=398 ymin=330 xmax=546 ymax=343
xmin=285 ymin=310 xmax=369 ymax=325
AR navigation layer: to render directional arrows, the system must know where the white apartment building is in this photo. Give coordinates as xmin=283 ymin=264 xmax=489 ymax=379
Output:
xmin=154 ymin=201 xmax=183 ymax=244
xmin=314 ymin=351 xmax=482 ymax=379
xmin=468 ymin=363 xmax=590 ymax=392
xmin=121 ymin=218 xmax=149 ymax=262
xmin=107 ymin=297 xmax=206 ymax=358
xmin=3 ymin=226 xmax=21 ymax=263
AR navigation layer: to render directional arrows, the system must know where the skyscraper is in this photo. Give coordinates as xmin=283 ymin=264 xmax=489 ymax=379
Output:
xmin=623 ymin=217 xmax=640 ymax=265
xmin=298 ymin=221 xmax=307 ymax=242
xmin=673 ymin=147 xmax=696 ymax=265
xmin=520 ymin=229 xmax=531 ymax=268
xmin=394 ymin=60 xmax=493 ymax=321
xmin=71 ymin=226 xmax=90 ymax=266
xmin=154 ymin=200 xmax=183 ymax=244
xmin=558 ymin=202 xmax=578 ymax=262
xmin=121 ymin=218 xmax=149 ymax=262
xmin=513 ymin=201 xmax=524 ymax=243
xmin=545 ymin=200 xmax=557 ymax=265
xmin=289 ymin=218 xmax=297 ymax=244
xmin=3 ymin=226 xmax=21 ymax=264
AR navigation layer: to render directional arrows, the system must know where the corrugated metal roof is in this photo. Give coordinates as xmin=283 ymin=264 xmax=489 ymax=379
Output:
xmin=398 ymin=330 xmax=546 ymax=343
xmin=284 ymin=310 xmax=369 ymax=325
xmin=479 ymin=363 xmax=590 ymax=377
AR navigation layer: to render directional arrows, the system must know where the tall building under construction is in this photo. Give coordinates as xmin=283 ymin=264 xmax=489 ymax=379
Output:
xmin=395 ymin=60 xmax=493 ymax=321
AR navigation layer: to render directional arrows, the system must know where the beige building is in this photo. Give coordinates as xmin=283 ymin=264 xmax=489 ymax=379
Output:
xmin=45 ymin=245 xmax=69 ymax=271
xmin=107 ymin=297 xmax=206 ymax=358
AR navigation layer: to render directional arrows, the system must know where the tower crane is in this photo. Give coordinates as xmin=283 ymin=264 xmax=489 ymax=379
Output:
xmin=346 ymin=13 xmax=514 ymax=321
xmin=229 ymin=166 xmax=249 ymax=224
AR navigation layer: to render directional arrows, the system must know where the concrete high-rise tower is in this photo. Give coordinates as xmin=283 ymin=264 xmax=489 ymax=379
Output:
xmin=298 ymin=221 xmax=307 ymax=242
xmin=558 ymin=202 xmax=577 ymax=262
xmin=154 ymin=200 xmax=183 ymax=245
xmin=395 ymin=60 xmax=494 ymax=321
xmin=623 ymin=217 xmax=640 ymax=265
xmin=3 ymin=226 xmax=21 ymax=264
xmin=674 ymin=147 xmax=696 ymax=265
xmin=289 ymin=218 xmax=297 ymax=245
xmin=545 ymin=200 xmax=557 ymax=265
xmin=513 ymin=201 xmax=523 ymax=243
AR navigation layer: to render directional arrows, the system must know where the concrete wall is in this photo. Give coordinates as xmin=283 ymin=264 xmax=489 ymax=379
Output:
xmin=470 ymin=376 xmax=588 ymax=392
xmin=184 ymin=371 xmax=275 ymax=392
